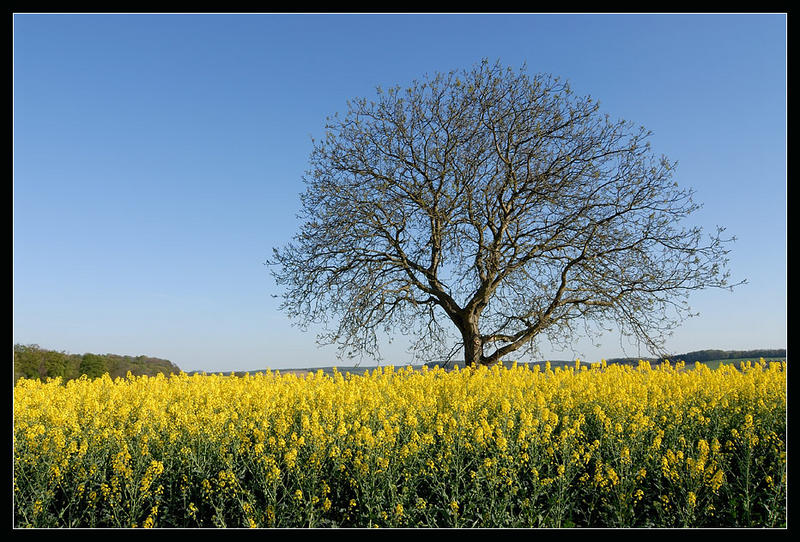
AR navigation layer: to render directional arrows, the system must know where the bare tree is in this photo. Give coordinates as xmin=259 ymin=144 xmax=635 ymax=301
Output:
xmin=268 ymin=59 xmax=742 ymax=367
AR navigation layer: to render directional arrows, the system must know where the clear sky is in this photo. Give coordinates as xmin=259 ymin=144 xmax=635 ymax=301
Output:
xmin=13 ymin=13 xmax=787 ymax=372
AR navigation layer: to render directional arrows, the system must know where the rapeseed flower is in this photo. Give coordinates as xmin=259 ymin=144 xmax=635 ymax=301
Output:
xmin=13 ymin=360 xmax=785 ymax=528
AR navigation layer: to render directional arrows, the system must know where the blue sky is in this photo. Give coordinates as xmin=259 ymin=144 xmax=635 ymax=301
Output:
xmin=13 ymin=13 xmax=786 ymax=372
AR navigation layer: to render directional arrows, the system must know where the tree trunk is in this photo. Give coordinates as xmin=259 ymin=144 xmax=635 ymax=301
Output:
xmin=462 ymin=320 xmax=485 ymax=367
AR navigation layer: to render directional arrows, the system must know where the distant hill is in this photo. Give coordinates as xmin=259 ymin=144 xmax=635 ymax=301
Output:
xmin=13 ymin=344 xmax=182 ymax=383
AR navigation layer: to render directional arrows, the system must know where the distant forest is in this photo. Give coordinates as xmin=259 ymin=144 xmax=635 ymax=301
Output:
xmin=12 ymin=344 xmax=786 ymax=384
xmin=605 ymin=348 xmax=787 ymax=365
xmin=13 ymin=344 xmax=181 ymax=384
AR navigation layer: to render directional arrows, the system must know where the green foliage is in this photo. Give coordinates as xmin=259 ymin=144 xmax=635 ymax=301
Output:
xmin=13 ymin=344 xmax=181 ymax=383
xmin=13 ymin=344 xmax=46 ymax=381
xmin=79 ymin=354 xmax=107 ymax=379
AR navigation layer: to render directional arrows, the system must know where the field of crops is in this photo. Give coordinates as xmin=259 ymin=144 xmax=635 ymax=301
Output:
xmin=13 ymin=359 xmax=786 ymax=528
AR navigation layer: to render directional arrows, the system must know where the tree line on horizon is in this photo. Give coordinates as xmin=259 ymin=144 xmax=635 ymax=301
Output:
xmin=604 ymin=348 xmax=787 ymax=366
xmin=13 ymin=343 xmax=786 ymax=384
xmin=13 ymin=344 xmax=181 ymax=384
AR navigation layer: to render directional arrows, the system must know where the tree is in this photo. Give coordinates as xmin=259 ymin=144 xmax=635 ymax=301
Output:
xmin=80 ymin=353 xmax=108 ymax=379
xmin=13 ymin=344 xmax=44 ymax=381
xmin=269 ymin=59 xmax=742 ymax=368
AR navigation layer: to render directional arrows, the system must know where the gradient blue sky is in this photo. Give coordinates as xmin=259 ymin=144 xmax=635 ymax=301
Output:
xmin=13 ymin=13 xmax=786 ymax=372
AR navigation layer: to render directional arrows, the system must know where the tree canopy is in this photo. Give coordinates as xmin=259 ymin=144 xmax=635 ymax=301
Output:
xmin=269 ymin=59 xmax=741 ymax=367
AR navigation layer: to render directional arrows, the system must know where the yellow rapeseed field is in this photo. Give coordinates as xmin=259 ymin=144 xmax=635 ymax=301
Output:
xmin=13 ymin=359 xmax=786 ymax=528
